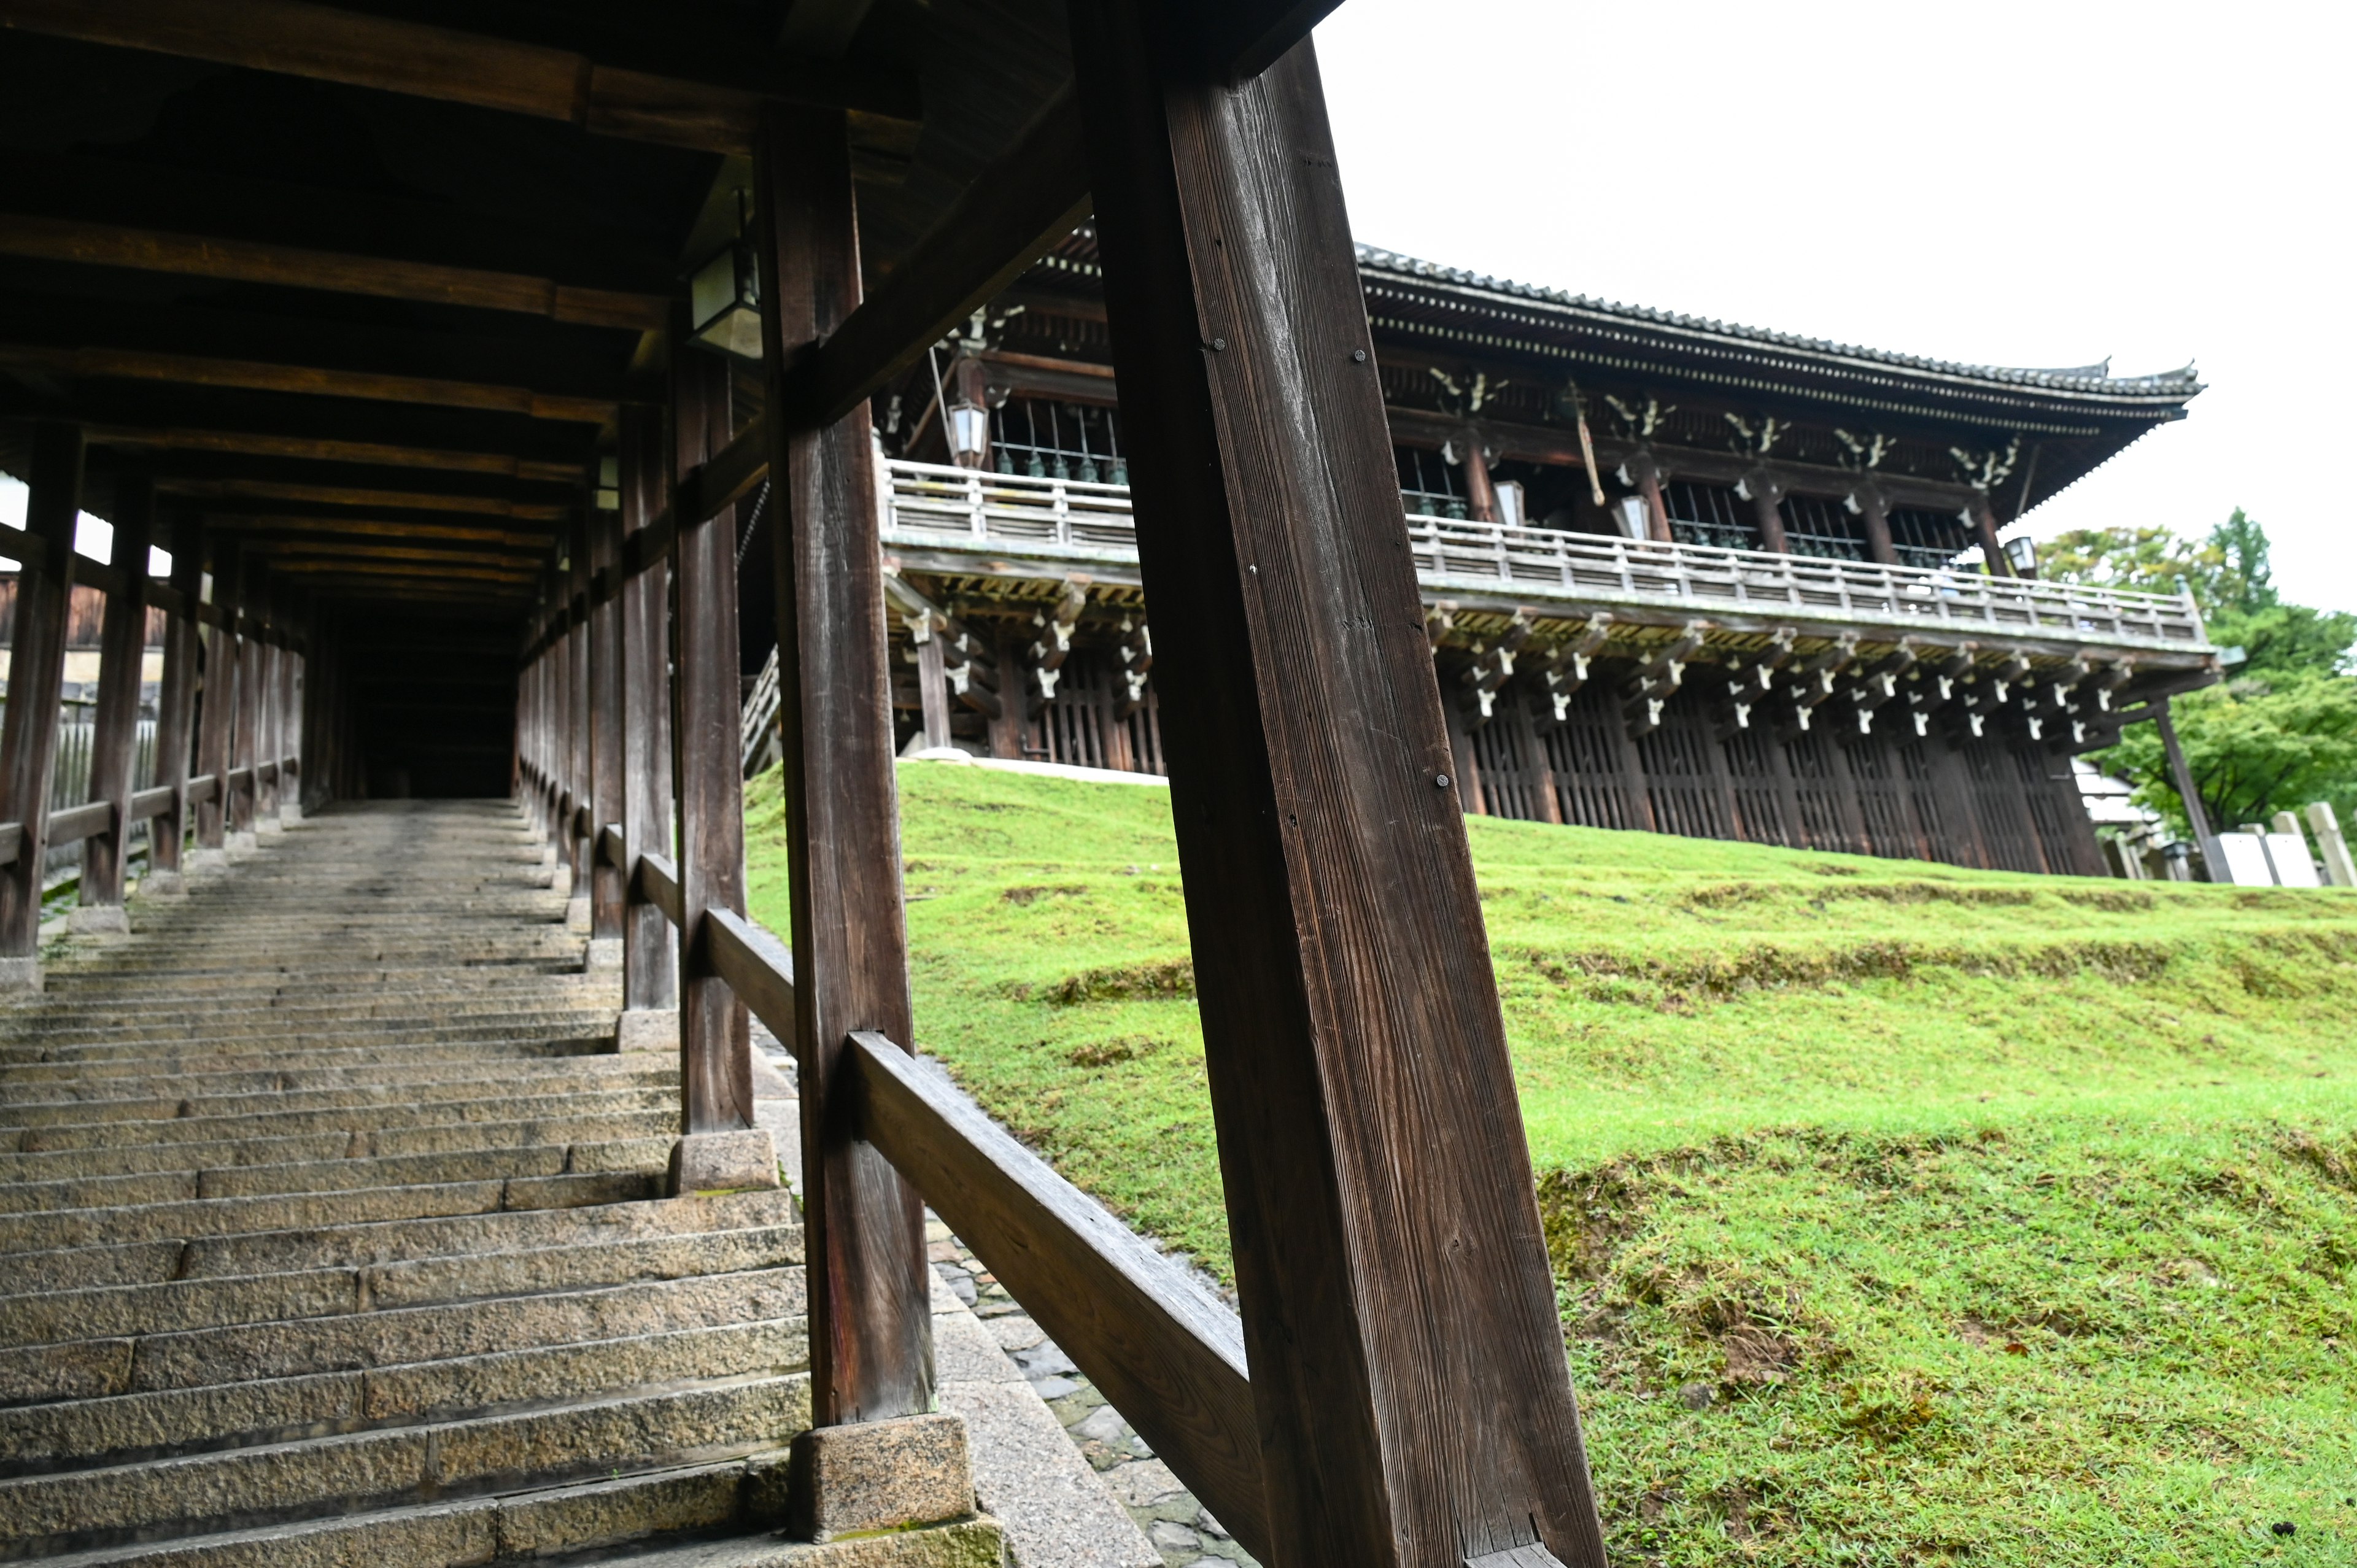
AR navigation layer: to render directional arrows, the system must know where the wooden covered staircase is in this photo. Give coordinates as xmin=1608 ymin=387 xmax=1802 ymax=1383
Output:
xmin=0 ymin=803 xmax=995 ymax=1566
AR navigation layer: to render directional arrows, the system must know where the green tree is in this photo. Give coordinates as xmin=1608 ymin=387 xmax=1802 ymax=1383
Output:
xmin=2040 ymin=525 xmax=2214 ymax=601
xmin=2196 ymin=507 xmax=2277 ymax=617
xmin=2102 ymin=674 xmax=2357 ymax=834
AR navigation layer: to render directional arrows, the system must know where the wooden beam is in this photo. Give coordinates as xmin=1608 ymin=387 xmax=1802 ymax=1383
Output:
xmin=268 ymin=560 xmax=538 ymax=583
xmin=89 ymin=423 xmax=587 ymax=481
xmin=848 ymin=1029 xmax=1266 ymax=1556
xmin=0 ymin=423 xmax=82 ymax=973
xmin=209 ymin=516 xmax=555 ymax=550
xmin=81 ymin=468 xmax=155 ymax=908
xmin=0 ymin=344 xmax=619 ymax=424
xmin=149 ymin=506 xmax=203 ymax=877
xmin=1070 ymin=15 xmax=1605 ymax=1567
xmin=773 ymin=86 xmax=1091 ymax=433
xmin=162 ymin=477 xmax=570 ymax=520
xmin=1193 ymin=0 xmax=1349 ymax=83
xmin=756 ymin=101 xmax=929 ymax=1426
xmin=619 ymin=401 xmax=678 ymax=1018
xmin=247 ymin=543 xmax=546 ymax=571
xmin=0 ymin=0 xmax=918 ymax=154
xmin=0 ymin=214 xmax=671 ymax=330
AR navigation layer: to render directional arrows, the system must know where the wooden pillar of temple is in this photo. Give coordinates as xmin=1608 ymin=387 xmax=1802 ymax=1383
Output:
xmin=565 ymin=517 xmax=594 ymax=927
xmin=2153 ymin=697 xmax=2221 ymax=879
xmin=1744 ymin=468 xmax=1790 ymax=553
xmin=78 ymin=466 xmax=157 ymax=929
xmin=668 ymin=331 xmax=770 ymax=1192
xmin=586 ymin=495 xmax=627 ymax=967
xmin=1624 ymin=447 xmax=1673 ymax=543
xmin=147 ymin=508 xmax=203 ymax=891
xmin=1968 ymin=493 xmax=2013 ymax=576
xmin=252 ymin=580 xmax=281 ymax=830
xmin=227 ymin=556 xmax=261 ymax=848
xmin=1456 ymin=428 xmax=1497 ymax=523
xmin=754 ymin=101 xmax=929 ymax=1423
xmin=1851 ymin=482 xmax=1897 ymax=565
xmin=277 ymin=606 xmax=302 ymax=817
xmin=1070 ymin=16 xmax=1608 ymax=1566
xmin=618 ymin=402 xmax=679 ymax=1041
xmin=0 ymin=423 xmax=84 ymax=986
xmin=195 ymin=535 xmax=237 ymax=857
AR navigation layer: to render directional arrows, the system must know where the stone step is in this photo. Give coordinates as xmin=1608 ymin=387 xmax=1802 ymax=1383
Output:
xmin=0 ymin=1134 xmax=672 ymax=1218
xmin=6 ymin=1086 xmax=673 ymax=1154
xmin=0 ymin=1057 xmax=668 ymax=1108
xmin=0 ymin=1036 xmax=629 ymax=1087
xmin=0 ymin=1023 xmax=618 ymax=1067
xmin=0 ymin=1374 xmax=808 ymax=1556
xmin=0 ymin=1317 xmax=807 ymax=1477
xmin=0 ymin=1168 xmax=665 ymax=1256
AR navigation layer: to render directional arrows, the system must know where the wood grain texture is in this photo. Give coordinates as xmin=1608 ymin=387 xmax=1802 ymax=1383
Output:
xmin=704 ymin=907 xmax=797 ymax=1056
xmin=45 ymin=800 xmax=112 ymax=848
xmin=0 ymin=213 xmax=671 ymax=328
xmin=0 ymin=824 xmax=18 ymax=868
xmin=670 ymin=341 xmax=753 ymax=1139
xmin=0 ymin=344 xmax=619 ymax=424
xmin=1069 ymin=17 xmax=1606 ymax=1566
xmin=849 ymin=1029 xmax=1267 ymax=1559
xmin=92 ymin=425 xmax=588 ymax=481
xmin=128 ymin=784 xmax=177 ymax=822
xmin=677 ymin=414 xmax=770 ymax=527
xmin=755 ymin=102 xmax=930 ymax=1429
xmin=636 ymin=851 xmax=686 ymax=930
xmin=166 ymin=478 xmax=571 ymax=519
xmin=80 ymin=469 xmax=154 ymax=905
xmin=586 ymin=502 xmax=626 ymax=943
xmin=0 ymin=424 xmax=81 ymax=954
xmin=773 ymin=86 xmax=1091 ymax=434
xmin=619 ymin=403 xmax=678 ymax=1013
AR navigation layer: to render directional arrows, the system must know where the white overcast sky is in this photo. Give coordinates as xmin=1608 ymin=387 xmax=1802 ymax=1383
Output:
xmin=1318 ymin=0 xmax=2357 ymax=612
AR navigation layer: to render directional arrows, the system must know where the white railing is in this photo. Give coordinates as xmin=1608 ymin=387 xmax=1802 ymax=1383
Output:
xmin=880 ymin=458 xmax=2208 ymax=646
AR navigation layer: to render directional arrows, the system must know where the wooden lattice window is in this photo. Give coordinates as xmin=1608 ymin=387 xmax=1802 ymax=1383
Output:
xmin=992 ymin=398 xmax=1126 ymax=484
xmin=1778 ymin=493 xmax=1866 ymax=561
xmin=1662 ymin=481 xmax=1755 ymax=550
xmin=1887 ymin=506 xmax=1974 ymax=570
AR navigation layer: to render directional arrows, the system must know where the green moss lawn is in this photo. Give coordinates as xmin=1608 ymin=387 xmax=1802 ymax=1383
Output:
xmin=745 ymin=760 xmax=2357 ymax=1567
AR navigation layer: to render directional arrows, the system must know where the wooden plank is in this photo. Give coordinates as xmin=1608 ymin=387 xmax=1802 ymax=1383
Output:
xmin=210 ymin=516 xmax=557 ymax=549
xmin=91 ymin=424 xmax=588 ymax=482
xmin=1191 ymin=0 xmax=1350 ymax=83
xmin=670 ymin=335 xmax=754 ymax=1138
xmin=0 ymin=423 xmax=82 ymax=965
xmin=676 ymin=414 xmax=770 ymax=527
xmin=1069 ymin=20 xmax=1606 ymax=1567
xmin=185 ymin=774 xmax=219 ymax=805
xmin=80 ymin=468 xmax=155 ymax=906
xmin=705 ymin=907 xmax=799 ymax=1056
xmin=772 ymin=86 xmax=1091 ymax=433
xmin=848 ymin=1029 xmax=1266 ymax=1558
xmin=755 ymin=101 xmax=929 ymax=1427
xmin=47 ymin=799 xmax=113 ymax=848
xmin=0 ymin=214 xmax=671 ymax=329
xmin=165 ymin=478 xmax=571 ymax=519
xmin=0 ymin=344 xmax=619 ymax=424
xmin=130 ymin=784 xmax=177 ymax=823
xmin=637 ymin=850 xmax=686 ymax=930
xmin=619 ymin=401 xmax=678 ymax=1015
xmin=0 ymin=0 xmax=917 ymax=152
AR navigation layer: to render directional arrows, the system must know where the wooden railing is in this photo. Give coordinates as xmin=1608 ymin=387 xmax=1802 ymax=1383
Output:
xmin=878 ymin=458 xmax=2210 ymax=648
xmin=0 ymin=766 xmax=257 ymax=867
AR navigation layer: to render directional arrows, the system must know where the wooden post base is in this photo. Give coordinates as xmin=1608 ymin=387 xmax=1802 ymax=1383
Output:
xmin=0 ymin=957 xmax=41 ymax=991
xmin=669 ymin=1128 xmax=783 ymax=1195
xmin=139 ymin=870 xmax=188 ymax=899
xmin=615 ymin=1008 xmax=679 ymax=1053
xmin=64 ymin=906 xmax=131 ymax=937
xmin=776 ymin=1413 xmax=975 ymax=1543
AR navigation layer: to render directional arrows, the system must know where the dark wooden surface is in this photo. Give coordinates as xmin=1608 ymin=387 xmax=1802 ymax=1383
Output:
xmin=587 ymin=501 xmax=626 ymax=943
xmin=46 ymin=800 xmax=114 ymax=848
xmin=226 ymin=555 xmax=263 ymax=837
xmin=1070 ymin=18 xmax=1608 ymax=1566
xmin=670 ymin=340 xmax=753 ymax=1138
xmin=755 ymin=101 xmax=931 ymax=1429
xmin=0 ymin=424 xmax=82 ymax=955
xmin=82 ymin=469 xmax=155 ymax=906
xmin=619 ymin=403 xmax=678 ymax=1014
xmin=636 ymin=850 xmax=685 ymax=931
xmin=128 ymin=784 xmax=178 ymax=823
xmin=704 ymin=907 xmax=798 ymax=1057
xmin=849 ymin=1029 xmax=1268 ymax=1559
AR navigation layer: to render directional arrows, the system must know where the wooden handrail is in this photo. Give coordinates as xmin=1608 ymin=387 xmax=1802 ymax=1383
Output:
xmin=847 ymin=1029 xmax=1266 ymax=1559
xmin=704 ymin=906 xmax=797 ymax=1054
xmin=186 ymin=773 xmax=220 ymax=805
xmin=598 ymin=823 xmax=626 ymax=870
xmin=226 ymin=767 xmax=255 ymax=792
xmin=635 ymin=851 xmax=684 ymax=929
xmin=45 ymin=800 xmax=114 ymax=848
xmin=128 ymin=784 xmax=177 ymax=822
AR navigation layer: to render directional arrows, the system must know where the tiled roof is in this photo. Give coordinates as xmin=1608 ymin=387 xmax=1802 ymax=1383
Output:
xmin=1355 ymin=245 xmax=2202 ymax=402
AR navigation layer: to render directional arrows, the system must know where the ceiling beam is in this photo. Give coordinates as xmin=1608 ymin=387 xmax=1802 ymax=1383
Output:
xmin=206 ymin=514 xmax=555 ymax=550
xmin=0 ymin=344 xmax=619 ymax=424
xmin=0 ymin=0 xmax=919 ymax=155
xmin=246 ymin=541 xmax=546 ymax=571
xmin=0 ymin=214 xmax=671 ymax=331
xmin=89 ymin=424 xmax=586 ymax=482
xmin=268 ymin=557 xmax=535 ymax=583
xmin=161 ymin=477 xmax=571 ymax=520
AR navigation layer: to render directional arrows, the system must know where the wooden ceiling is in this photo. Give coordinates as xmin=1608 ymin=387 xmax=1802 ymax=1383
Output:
xmin=0 ymin=0 xmax=1074 ymax=620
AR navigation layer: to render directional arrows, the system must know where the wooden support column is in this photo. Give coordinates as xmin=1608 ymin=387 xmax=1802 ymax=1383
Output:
xmin=565 ymin=518 xmax=594 ymax=924
xmin=754 ymin=101 xmax=928 ymax=1425
xmin=1969 ymin=493 xmax=2013 ymax=576
xmin=195 ymin=535 xmax=238 ymax=855
xmin=0 ymin=423 xmax=84 ymax=984
xmin=1070 ymin=18 xmax=1607 ymax=1568
xmin=669 ymin=334 xmax=770 ymax=1190
xmin=619 ymin=402 xmax=679 ymax=1030
xmin=254 ymin=581 xmax=281 ymax=828
xmin=586 ymin=497 xmax=626 ymax=962
xmin=280 ymin=627 xmax=302 ymax=814
xmin=78 ymin=466 xmax=157 ymax=927
xmin=2153 ymin=697 xmax=2221 ymax=879
xmin=916 ymin=628 xmax=952 ymax=751
xmin=1744 ymin=469 xmax=1789 ymax=553
xmin=228 ymin=555 xmax=261 ymax=845
xmin=148 ymin=508 xmax=203 ymax=887
xmin=1851 ymin=483 xmax=1897 ymax=566
xmin=1622 ymin=448 xmax=1672 ymax=543
xmin=1456 ymin=428 xmax=1496 ymax=524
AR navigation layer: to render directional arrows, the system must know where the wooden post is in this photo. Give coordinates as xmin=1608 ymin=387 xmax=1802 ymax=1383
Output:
xmin=753 ymin=102 xmax=929 ymax=1427
xmin=916 ymin=628 xmax=952 ymax=751
xmin=669 ymin=331 xmax=772 ymax=1191
xmin=1969 ymin=493 xmax=2013 ymax=577
xmin=279 ymin=625 xmax=303 ymax=817
xmin=1622 ymin=449 xmax=1672 ymax=544
xmin=195 ymin=535 xmax=238 ymax=856
xmin=619 ymin=401 xmax=679 ymax=1036
xmin=253 ymin=579 xmax=281 ymax=830
xmin=2153 ymin=697 xmax=2221 ymax=879
xmin=147 ymin=507 xmax=203 ymax=889
xmin=1457 ymin=428 xmax=1496 ymax=524
xmin=1852 ymin=484 xmax=1897 ymax=566
xmin=1069 ymin=18 xmax=1608 ymax=1567
xmin=0 ymin=423 xmax=84 ymax=986
xmin=565 ymin=517 xmax=594 ymax=925
xmin=1746 ymin=469 xmax=1789 ymax=553
xmin=77 ymin=465 xmax=156 ymax=928
xmin=587 ymin=496 xmax=626 ymax=964
xmin=228 ymin=555 xmax=261 ymax=846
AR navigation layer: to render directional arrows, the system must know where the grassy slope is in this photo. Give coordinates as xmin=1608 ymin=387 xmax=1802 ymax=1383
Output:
xmin=745 ymin=762 xmax=2357 ymax=1567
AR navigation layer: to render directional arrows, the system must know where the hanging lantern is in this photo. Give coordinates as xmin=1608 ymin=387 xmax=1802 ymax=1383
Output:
xmin=946 ymin=404 xmax=990 ymax=466
xmin=2002 ymin=535 xmax=2039 ymax=578
xmin=688 ymin=241 xmax=762 ymax=359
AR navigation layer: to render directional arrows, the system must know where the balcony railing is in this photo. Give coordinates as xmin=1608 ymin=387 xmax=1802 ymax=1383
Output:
xmin=881 ymin=458 xmax=2209 ymax=647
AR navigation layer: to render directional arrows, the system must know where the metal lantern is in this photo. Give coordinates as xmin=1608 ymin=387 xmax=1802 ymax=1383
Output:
xmin=2003 ymin=535 xmax=2038 ymax=577
xmin=946 ymin=403 xmax=990 ymax=466
xmin=688 ymin=242 xmax=762 ymax=360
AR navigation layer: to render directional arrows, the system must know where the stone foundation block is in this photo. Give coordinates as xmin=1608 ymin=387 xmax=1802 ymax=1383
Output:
xmin=0 ymin=956 xmax=41 ymax=991
xmin=66 ymin=905 xmax=131 ymax=936
xmin=584 ymin=937 xmax=625 ymax=971
xmin=670 ymin=1129 xmax=783 ymax=1195
xmin=565 ymin=894 xmax=592 ymax=934
xmin=616 ymin=1008 xmax=679 ymax=1053
xmin=770 ymin=1413 xmax=975 ymax=1543
xmin=228 ymin=830 xmax=259 ymax=855
xmin=139 ymin=868 xmax=188 ymax=898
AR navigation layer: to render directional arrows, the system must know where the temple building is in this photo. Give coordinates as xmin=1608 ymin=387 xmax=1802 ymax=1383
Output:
xmin=848 ymin=230 xmax=2218 ymax=876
